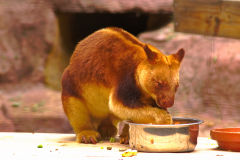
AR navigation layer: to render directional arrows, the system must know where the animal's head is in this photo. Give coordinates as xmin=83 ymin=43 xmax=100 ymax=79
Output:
xmin=137 ymin=44 xmax=185 ymax=109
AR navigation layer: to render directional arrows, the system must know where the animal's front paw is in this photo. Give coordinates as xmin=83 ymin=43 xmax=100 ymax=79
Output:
xmin=154 ymin=108 xmax=173 ymax=124
xmin=119 ymin=122 xmax=129 ymax=144
xmin=119 ymin=134 xmax=129 ymax=144
xmin=97 ymin=122 xmax=117 ymax=140
xmin=76 ymin=130 xmax=101 ymax=144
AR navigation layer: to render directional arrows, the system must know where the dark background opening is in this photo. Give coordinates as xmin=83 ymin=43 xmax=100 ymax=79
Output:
xmin=56 ymin=12 xmax=173 ymax=54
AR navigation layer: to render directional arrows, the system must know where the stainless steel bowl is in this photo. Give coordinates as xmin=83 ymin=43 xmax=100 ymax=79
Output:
xmin=126 ymin=117 xmax=203 ymax=152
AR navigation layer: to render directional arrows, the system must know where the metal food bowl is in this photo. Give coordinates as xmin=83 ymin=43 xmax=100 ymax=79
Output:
xmin=126 ymin=117 xmax=203 ymax=152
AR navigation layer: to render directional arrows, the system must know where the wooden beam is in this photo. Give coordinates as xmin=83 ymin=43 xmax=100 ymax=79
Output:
xmin=174 ymin=0 xmax=240 ymax=39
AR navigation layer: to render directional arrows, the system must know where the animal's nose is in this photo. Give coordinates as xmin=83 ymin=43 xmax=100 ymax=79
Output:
xmin=156 ymin=96 xmax=174 ymax=108
xmin=162 ymin=100 xmax=174 ymax=108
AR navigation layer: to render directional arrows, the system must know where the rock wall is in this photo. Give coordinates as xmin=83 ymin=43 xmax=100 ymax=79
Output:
xmin=0 ymin=0 xmax=56 ymax=83
xmin=52 ymin=0 xmax=172 ymax=13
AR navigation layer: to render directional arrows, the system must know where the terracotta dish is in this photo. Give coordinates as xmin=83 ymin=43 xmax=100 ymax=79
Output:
xmin=210 ymin=128 xmax=240 ymax=152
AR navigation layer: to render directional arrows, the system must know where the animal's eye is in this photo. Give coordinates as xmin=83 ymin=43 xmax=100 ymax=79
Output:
xmin=153 ymin=79 xmax=165 ymax=89
xmin=155 ymin=81 xmax=164 ymax=89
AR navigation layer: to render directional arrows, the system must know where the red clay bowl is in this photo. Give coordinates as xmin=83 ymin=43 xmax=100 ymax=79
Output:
xmin=210 ymin=128 xmax=240 ymax=152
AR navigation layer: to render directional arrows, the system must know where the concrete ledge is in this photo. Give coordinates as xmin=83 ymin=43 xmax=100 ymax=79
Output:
xmin=0 ymin=83 xmax=72 ymax=133
xmin=0 ymin=133 xmax=239 ymax=160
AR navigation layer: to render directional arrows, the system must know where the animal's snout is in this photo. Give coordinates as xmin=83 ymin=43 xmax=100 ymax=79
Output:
xmin=156 ymin=95 xmax=174 ymax=109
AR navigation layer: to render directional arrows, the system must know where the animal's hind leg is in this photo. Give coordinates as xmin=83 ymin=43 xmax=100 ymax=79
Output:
xmin=62 ymin=96 xmax=100 ymax=143
xmin=97 ymin=115 xmax=118 ymax=140
xmin=118 ymin=122 xmax=129 ymax=144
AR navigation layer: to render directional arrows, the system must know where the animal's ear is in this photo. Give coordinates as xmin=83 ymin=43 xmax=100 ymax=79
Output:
xmin=172 ymin=48 xmax=185 ymax=63
xmin=144 ymin=44 xmax=157 ymax=61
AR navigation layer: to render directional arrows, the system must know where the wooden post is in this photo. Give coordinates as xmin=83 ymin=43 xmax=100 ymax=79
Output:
xmin=174 ymin=0 xmax=240 ymax=39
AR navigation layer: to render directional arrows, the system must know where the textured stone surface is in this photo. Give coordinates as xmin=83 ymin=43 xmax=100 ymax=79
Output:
xmin=52 ymin=0 xmax=173 ymax=13
xmin=0 ymin=104 xmax=15 ymax=132
xmin=0 ymin=83 xmax=72 ymax=133
xmin=0 ymin=0 xmax=56 ymax=83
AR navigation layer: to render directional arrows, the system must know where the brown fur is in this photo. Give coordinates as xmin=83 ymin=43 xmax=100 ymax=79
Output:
xmin=61 ymin=27 xmax=184 ymax=143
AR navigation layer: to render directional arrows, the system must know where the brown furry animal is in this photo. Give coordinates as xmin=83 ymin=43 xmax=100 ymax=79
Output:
xmin=61 ymin=27 xmax=184 ymax=144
